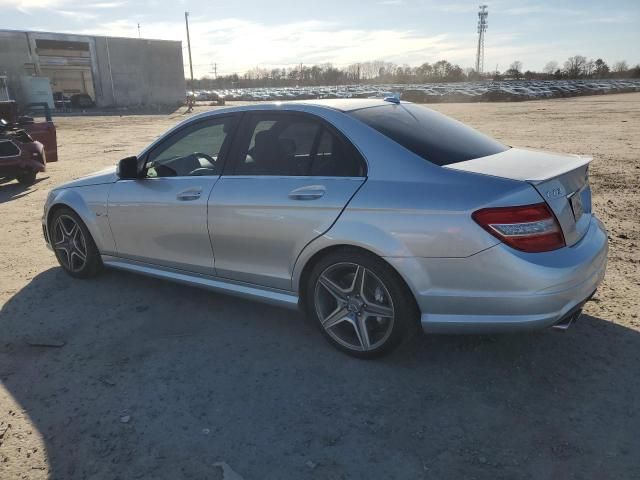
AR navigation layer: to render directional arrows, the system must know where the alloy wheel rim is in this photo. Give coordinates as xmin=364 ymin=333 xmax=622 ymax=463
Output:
xmin=314 ymin=262 xmax=395 ymax=352
xmin=53 ymin=215 xmax=87 ymax=272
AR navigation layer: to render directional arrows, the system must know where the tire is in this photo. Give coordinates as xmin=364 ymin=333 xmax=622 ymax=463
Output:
xmin=49 ymin=207 xmax=103 ymax=278
xmin=16 ymin=171 xmax=36 ymax=186
xmin=305 ymin=248 xmax=419 ymax=358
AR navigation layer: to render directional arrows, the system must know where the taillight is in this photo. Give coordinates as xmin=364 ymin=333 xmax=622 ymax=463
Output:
xmin=472 ymin=203 xmax=565 ymax=253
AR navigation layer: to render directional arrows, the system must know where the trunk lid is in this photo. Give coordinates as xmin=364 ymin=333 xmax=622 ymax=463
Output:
xmin=445 ymin=147 xmax=592 ymax=246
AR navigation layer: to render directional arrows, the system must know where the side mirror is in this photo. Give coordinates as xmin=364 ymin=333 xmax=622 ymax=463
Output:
xmin=117 ymin=156 xmax=140 ymax=179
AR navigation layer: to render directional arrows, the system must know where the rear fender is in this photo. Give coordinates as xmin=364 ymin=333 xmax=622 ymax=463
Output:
xmin=291 ymin=221 xmax=409 ymax=292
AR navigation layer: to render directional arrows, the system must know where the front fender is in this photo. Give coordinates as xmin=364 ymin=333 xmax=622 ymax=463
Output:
xmin=44 ymin=185 xmax=116 ymax=254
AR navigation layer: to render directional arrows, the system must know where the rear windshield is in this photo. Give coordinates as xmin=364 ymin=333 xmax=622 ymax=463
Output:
xmin=348 ymin=104 xmax=509 ymax=166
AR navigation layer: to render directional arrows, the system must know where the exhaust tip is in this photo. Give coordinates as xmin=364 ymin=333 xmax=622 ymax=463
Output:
xmin=552 ymin=309 xmax=583 ymax=331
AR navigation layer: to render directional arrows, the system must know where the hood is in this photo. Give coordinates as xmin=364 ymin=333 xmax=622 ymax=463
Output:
xmin=56 ymin=166 xmax=118 ymax=189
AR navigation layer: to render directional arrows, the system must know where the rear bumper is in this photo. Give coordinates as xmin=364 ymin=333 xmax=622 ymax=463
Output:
xmin=385 ymin=216 xmax=608 ymax=334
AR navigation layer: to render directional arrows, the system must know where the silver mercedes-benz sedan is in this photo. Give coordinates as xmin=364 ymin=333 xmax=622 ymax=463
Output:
xmin=43 ymin=99 xmax=608 ymax=357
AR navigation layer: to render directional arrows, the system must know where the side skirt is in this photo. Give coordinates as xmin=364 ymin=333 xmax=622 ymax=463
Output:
xmin=101 ymin=255 xmax=300 ymax=310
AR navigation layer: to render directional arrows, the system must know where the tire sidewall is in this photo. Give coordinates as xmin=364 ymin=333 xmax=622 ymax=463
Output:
xmin=305 ymin=249 xmax=418 ymax=358
xmin=50 ymin=208 xmax=102 ymax=278
xmin=17 ymin=171 xmax=37 ymax=186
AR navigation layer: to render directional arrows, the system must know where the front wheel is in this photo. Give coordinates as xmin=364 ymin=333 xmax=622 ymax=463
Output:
xmin=306 ymin=249 xmax=419 ymax=358
xmin=50 ymin=208 xmax=103 ymax=278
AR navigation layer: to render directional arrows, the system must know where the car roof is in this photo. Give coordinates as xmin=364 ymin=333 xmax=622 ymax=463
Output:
xmin=288 ymin=98 xmax=394 ymax=112
xmin=185 ymin=99 xmax=396 ymax=126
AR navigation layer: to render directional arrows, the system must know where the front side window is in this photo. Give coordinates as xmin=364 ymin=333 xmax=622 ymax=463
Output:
xmin=146 ymin=117 xmax=235 ymax=177
xmin=348 ymin=104 xmax=508 ymax=166
xmin=234 ymin=113 xmax=365 ymax=177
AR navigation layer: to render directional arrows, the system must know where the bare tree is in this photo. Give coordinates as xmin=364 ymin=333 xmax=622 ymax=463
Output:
xmin=584 ymin=59 xmax=595 ymax=77
xmin=613 ymin=60 xmax=628 ymax=73
xmin=564 ymin=55 xmax=587 ymax=78
xmin=543 ymin=61 xmax=558 ymax=75
xmin=506 ymin=60 xmax=523 ymax=79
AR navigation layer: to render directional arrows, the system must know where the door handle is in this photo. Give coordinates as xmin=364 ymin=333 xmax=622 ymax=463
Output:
xmin=288 ymin=185 xmax=326 ymax=201
xmin=176 ymin=188 xmax=202 ymax=201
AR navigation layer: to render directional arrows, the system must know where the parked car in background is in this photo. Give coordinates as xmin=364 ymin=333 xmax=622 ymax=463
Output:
xmin=0 ymin=118 xmax=46 ymax=185
xmin=42 ymin=99 xmax=607 ymax=357
xmin=0 ymin=100 xmax=57 ymax=185
xmin=70 ymin=93 xmax=95 ymax=109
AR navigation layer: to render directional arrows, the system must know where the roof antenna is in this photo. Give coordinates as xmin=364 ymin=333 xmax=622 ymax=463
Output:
xmin=384 ymin=93 xmax=401 ymax=104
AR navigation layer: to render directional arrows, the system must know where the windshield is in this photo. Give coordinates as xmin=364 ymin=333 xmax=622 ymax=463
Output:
xmin=348 ymin=103 xmax=509 ymax=166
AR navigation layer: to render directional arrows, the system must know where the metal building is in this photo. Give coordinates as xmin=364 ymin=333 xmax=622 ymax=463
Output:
xmin=0 ymin=29 xmax=186 ymax=108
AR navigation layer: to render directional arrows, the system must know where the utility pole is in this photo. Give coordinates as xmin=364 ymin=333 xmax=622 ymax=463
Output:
xmin=185 ymin=12 xmax=195 ymax=112
xmin=185 ymin=12 xmax=194 ymax=88
xmin=214 ymin=62 xmax=217 ymax=79
xmin=475 ymin=5 xmax=488 ymax=74
xmin=137 ymin=23 xmax=141 ymax=38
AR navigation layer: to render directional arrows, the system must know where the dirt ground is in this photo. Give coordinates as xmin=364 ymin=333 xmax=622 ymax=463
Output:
xmin=1 ymin=93 xmax=639 ymax=479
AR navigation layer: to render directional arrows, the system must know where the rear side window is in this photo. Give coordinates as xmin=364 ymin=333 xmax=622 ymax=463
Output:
xmin=348 ymin=104 xmax=508 ymax=166
xmin=232 ymin=113 xmax=366 ymax=177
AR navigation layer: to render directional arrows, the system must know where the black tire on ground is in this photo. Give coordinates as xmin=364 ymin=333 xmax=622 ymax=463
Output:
xmin=305 ymin=247 xmax=420 ymax=358
xmin=16 ymin=171 xmax=36 ymax=186
xmin=49 ymin=207 xmax=103 ymax=279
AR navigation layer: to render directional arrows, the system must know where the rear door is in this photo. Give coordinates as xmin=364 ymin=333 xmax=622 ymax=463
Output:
xmin=25 ymin=121 xmax=57 ymax=162
xmin=208 ymin=111 xmax=366 ymax=290
xmin=23 ymin=104 xmax=58 ymax=162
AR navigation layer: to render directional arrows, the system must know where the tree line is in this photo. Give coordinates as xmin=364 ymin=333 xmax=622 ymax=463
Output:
xmin=187 ymin=56 xmax=640 ymax=90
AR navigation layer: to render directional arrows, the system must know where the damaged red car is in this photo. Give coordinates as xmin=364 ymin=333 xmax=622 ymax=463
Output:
xmin=0 ymin=101 xmax=57 ymax=186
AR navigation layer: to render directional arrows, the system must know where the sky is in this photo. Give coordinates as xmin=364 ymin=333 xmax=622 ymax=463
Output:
xmin=1 ymin=0 xmax=639 ymax=78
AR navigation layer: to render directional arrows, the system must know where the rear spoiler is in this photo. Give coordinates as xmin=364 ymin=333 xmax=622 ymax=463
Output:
xmin=444 ymin=148 xmax=591 ymax=184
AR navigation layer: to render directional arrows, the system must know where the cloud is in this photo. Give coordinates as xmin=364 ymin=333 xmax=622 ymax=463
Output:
xmin=57 ymin=9 xmax=97 ymax=20
xmin=70 ymin=18 xmax=478 ymax=76
xmin=86 ymin=1 xmax=123 ymax=7
xmin=0 ymin=0 xmax=66 ymax=12
xmin=0 ymin=0 xmax=122 ymax=13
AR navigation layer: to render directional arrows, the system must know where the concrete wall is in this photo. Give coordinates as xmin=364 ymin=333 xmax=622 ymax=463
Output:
xmin=93 ymin=37 xmax=186 ymax=107
xmin=0 ymin=30 xmax=186 ymax=108
xmin=0 ymin=30 xmax=35 ymax=103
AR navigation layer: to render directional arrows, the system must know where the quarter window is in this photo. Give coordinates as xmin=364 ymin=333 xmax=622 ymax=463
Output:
xmin=311 ymin=129 xmax=364 ymax=177
xmin=146 ymin=117 xmax=235 ymax=177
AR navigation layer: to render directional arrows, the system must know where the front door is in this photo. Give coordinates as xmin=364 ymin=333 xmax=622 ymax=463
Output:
xmin=108 ymin=115 xmax=237 ymax=274
xmin=208 ymin=111 xmax=367 ymax=290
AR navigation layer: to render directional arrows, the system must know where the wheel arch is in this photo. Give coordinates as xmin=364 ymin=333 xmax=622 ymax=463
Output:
xmin=46 ymin=189 xmax=111 ymax=253
xmin=295 ymin=243 xmax=419 ymax=316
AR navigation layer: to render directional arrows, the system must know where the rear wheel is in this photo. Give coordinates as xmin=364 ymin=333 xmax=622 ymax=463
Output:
xmin=50 ymin=208 xmax=103 ymax=278
xmin=306 ymin=249 xmax=419 ymax=358
xmin=16 ymin=171 xmax=36 ymax=186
